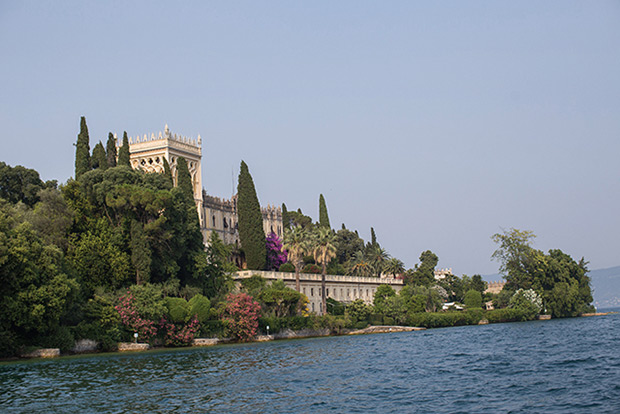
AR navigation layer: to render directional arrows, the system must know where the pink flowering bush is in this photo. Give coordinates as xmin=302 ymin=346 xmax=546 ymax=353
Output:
xmin=158 ymin=315 xmax=201 ymax=347
xmin=115 ymin=291 xmax=158 ymax=341
xmin=223 ymin=293 xmax=261 ymax=341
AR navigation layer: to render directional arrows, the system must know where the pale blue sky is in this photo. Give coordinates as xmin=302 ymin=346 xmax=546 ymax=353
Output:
xmin=1 ymin=1 xmax=619 ymax=275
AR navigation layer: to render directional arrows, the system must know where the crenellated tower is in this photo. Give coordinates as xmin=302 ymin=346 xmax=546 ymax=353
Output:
xmin=120 ymin=124 xmax=204 ymax=225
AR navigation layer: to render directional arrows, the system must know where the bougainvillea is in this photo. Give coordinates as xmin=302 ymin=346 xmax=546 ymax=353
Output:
xmin=266 ymin=232 xmax=287 ymax=270
xmin=115 ymin=291 xmax=158 ymax=341
xmin=223 ymin=293 xmax=261 ymax=341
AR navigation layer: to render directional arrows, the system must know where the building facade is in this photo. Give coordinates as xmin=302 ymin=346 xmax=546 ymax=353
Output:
xmin=235 ymin=270 xmax=404 ymax=315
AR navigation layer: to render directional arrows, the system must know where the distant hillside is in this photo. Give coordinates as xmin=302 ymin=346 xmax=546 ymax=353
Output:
xmin=589 ymin=266 xmax=620 ymax=309
xmin=482 ymin=266 xmax=620 ymax=309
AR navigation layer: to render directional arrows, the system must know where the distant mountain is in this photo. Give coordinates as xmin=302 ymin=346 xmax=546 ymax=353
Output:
xmin=482 ymin=266 xmax=620 ymax=310
xmin=589 ymin=266 xmax=620 ymax=309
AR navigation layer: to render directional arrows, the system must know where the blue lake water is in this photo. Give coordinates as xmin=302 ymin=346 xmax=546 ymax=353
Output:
xmin=2 ymin=311 xmax=620 ymax=413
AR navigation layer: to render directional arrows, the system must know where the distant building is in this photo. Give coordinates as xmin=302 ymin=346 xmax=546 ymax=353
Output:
xmin=434 ymin=268 xmax=453 ymax=280
xmin=122 ymin=125 xmax=283 ymax=254
xmin=485 ymin=281 xmax=506 ymax=295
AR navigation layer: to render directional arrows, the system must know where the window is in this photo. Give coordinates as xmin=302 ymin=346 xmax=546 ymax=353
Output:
xmin=347 ymin=289 xmax=350 ymax=298
xmin=303 ymin=288 xmax=306 ymax=295
xmin=327 ymin=288 xmax=329 ymax=297
xmin=223 ymin=218 xmax=228 ymax=228
xmin=311 ymin=288 xmax=314 ymax=297
xmin=212 ymin=216 xmax=216 ymax=226
xmin=354 ymin=289 xmax=357 ymax=297
xmin=312 ymin=303 xmax=315 ymax=312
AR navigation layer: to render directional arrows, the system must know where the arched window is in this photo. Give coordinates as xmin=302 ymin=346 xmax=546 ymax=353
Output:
xmin=212 ymin=216 xmax=216 ymax=227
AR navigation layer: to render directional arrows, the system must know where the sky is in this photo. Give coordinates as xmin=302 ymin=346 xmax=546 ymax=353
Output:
xmin=1 ymin=1 xmax=619 ymax=276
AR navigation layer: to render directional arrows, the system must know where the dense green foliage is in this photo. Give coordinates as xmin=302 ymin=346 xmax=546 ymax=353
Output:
xmin=0 ymin=161 xmax=55 ymax=207
xmin=237 ymin=161 xmax=266 ymax=270
xmin=492 ymin=228 xmax=594 ymax=317
xmin=463 ymin=289 xmax=482 ymax=309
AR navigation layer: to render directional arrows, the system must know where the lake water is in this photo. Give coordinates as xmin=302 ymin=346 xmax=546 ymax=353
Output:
xmin=2 ymin=311 xmax=620 ymax=413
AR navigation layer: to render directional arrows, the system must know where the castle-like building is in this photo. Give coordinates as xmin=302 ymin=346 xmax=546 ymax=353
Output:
xmin=121 ymin=125 xmax=283 ymax=249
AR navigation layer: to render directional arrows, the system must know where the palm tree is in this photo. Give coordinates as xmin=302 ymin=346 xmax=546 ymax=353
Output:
xmin=348 ymin=251 xmax=374 ymax=277
xmin=312 ymin=227 xmax=337 ymax=315
xmin=282 ymin=226 xmax=309 ymax=292
xmin=384 ymin=257 xmax=405 ymax=278
xmin=366 ymin=244 xmax=390 ymax=277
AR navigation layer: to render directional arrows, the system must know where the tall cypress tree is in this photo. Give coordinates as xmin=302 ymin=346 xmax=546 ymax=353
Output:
xmin=74 ymin=116 xmax=90 ymax=178
xmin=130 ymin=220 xmax=151 ymax=285
xmin=117 ymin=131 xmax=131 ymax=166
xmin=91 ymin=142 xmax=107 ymax=170
xmin=163 ymin=157 xmax=173 ymax=187
xmin=370 ymin=227 xmax=378 ymax=247
xmin=319 ymin=193 xmax=331 ymax=229
xmin=282 ymin=203 xmax=290 ymax=230
xmin=237 ymin=160 xmax=266 ymax=270
xmin=106 ymin=133 xmax=117 ymax=167
xmin=176 ymin=157 xmax=194 ymax=201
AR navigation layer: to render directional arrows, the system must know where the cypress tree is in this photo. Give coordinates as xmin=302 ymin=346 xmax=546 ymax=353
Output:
xmin=163 ymin=157 xmax=173 ymax=186
xmin=130 ymin=220 xmax=151 ymax=285
xmin=176 ymin=157 xmax=194 ymax=201
xmin=91 ymin=142 xmax=107 ymax=170
xmin=74 ymin=116 xmax=91 ymax=178
xmin=371 ymin=227 xmax=377 ymax=247
xmin=282 ymin=203 xmax=289 ymax=230
xmin=106 ymin=133 xmax=117 ymax=167
xmin=117 ymin=131 xmax=131 ymax=166
xmin=319 ymin=193 xmax=331 ymax=228
xmin=237 ymin=160 xmax=266 ymax=270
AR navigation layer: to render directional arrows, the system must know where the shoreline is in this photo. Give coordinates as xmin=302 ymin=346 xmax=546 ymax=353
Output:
xmin=5 ymin=312 xmax=617 ymax=362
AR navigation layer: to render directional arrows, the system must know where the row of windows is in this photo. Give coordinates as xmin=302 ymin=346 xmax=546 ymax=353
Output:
xmin=303 ymin=287 xmax=375 ymax=300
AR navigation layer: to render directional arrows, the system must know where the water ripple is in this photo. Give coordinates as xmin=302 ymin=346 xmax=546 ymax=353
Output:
xmin=2 ymin=312 xmax=620 ymax=413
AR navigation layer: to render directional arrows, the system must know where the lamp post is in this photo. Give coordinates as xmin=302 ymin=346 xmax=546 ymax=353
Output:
xmin=266 ymin=325 xmax=270 ymax=337
xmin=134 ymin=332 xmax=138 ymax=344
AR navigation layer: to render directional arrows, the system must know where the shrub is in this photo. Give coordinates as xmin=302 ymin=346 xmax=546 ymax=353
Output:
xmin=188 ymin=294 xmax=211 ymax=322
xmin=223 ymin=293 xmax=261 ymax=341
xmin=302 ymin=263 xmax=321 ymax=274
xmin=278 ymin=262 xmax=295 ymax=273
xmin=509 ymin=289 xmax=542 ymax=319
xmin=464 ymin=289 xmax=482 ymax=309
xmin=165 ymin=297 xmax=190 ymax=323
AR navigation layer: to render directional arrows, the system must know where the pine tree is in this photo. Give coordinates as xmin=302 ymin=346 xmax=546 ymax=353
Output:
xmin=91 ymin=142 xmax=107 ymax=170
xmin=319 ymin=193 xmax=331 ymax=229
xmin=106 ymin=133 xmax=117 ymax=167
xmin=74 ymin=116 xmax=90 ymax=178
xmin=237 ymin=160 xmax=266 ymax=270
xmin=176 ymin=157 xmax=194 ymax=201
xmin=117 ymin=131 xmax=131 ymax=166
xmin=163 ymin=157 xmax=173 ymax=186
xmin=282 ymin=203 xmax=290 ymax=230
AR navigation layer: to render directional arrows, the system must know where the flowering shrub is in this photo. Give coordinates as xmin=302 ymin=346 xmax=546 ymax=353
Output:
xmin=509 ymin=289 xmax=543 ymax=319
xmin=159 ymin=315 xmax=200 ymax=347
xmin=115 ymin=291 xmax=158 ymax=341
xmin=266 ymin=232 xmax=288 ymax=270
xmin=223 ymin=293 xmax=261 ymax=341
